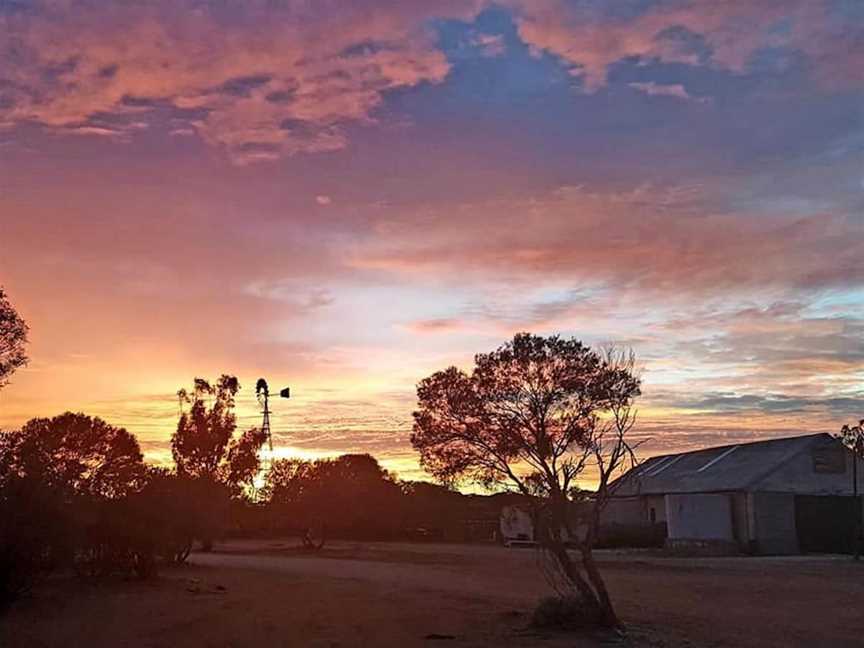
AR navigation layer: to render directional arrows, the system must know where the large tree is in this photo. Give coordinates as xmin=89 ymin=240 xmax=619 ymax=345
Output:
xmin=411 ymin=333 xmax=641 ymax=628
xmin=0 ymin=412 xmax=145 ymax=499
xmin=171 ymin=375 xmax=268 ymax=550
xmin=0 ymin=287 xmax=28 ymax=389
xmin=171 ymin=375 xmax=267 ymax=493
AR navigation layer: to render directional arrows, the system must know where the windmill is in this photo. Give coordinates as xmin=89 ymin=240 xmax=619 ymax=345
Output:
xmin=255 ymin=377 xmax=290 ymax=457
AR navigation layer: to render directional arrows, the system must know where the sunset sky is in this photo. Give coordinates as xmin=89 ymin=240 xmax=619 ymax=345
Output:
xmin=1 ymin=0 xmax=862 ymax=483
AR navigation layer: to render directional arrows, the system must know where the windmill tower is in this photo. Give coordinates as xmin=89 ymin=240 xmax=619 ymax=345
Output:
xmin=256 ymin=378 xmax=273 ymax=452
xmin=255 ymin=377 xmax=290 ymax=470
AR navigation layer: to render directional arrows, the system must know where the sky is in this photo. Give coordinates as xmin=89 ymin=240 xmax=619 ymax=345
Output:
xmin=0 ymin=0 xmax=862 ymax=484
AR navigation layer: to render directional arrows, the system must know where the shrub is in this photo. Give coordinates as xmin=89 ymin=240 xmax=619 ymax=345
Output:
xmin=0 ymin=478 xmax=72 ymax=610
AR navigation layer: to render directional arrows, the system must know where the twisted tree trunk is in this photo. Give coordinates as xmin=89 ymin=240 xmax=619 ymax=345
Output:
xmin=541 ymin=494 xmax=620 ymax=629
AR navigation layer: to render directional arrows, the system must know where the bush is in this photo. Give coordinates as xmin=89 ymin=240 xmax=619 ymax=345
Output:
xmin=531 ymin=595 xmax=604 ymax=631
xmin=0 ymin=478 xmax=73 ymax=610
xmin=70 ymin=496 xmax=162 ymax=579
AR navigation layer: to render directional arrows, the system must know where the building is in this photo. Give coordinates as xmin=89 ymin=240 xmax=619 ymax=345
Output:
xmin=605 ymin=433 xmax=864 ymax=554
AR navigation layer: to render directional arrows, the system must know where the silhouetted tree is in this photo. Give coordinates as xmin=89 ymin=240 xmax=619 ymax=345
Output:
xmin=125 ymin=467 xmax=202 ymax=565
xmin=0 ymin=413 xmax=149 ymax=601
xmin=839 ymin=419 xmax=864 ymax=560
xmin=0 ymin=471 xmax=70 ymax=608
xmin=173 ymin=376 xmax=240 ymax=478
xmin=263 ymin=454 xmax=403 ymax=541
xmin=261 ymin=458 xmax=316 ymax=511
xmin=171 ymin=375 xmax=267 ymax=548
xmin=2 ymin=412 xmax=145 ymax=499
xmin=839 ymin=419 xmax=864 ymax=458
xmin=0 ymin=428 xmax=64 ymax=608
xmin=172 ymin=375 xmax=266 ymax=491
xmin=0 ymin=287 xmax=28 ymax=389
xmin=221 ymin=426 xmax=269 ymax=496
xmin=411 ymin=333 xmax=641 ymax=628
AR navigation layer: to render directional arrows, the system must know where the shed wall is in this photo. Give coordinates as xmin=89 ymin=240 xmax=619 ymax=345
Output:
xmin=602 ymin=497 xmax=645 ymax=526
xmin=756 ymin=447 xmax=864 ymax=494
xmin=665 ymin=493 xmax=734 ymax=541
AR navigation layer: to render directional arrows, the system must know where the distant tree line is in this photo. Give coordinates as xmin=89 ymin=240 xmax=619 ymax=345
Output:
xmin=0 ymin=407 xmax=513 ymax=609
xmin=0 ymin=302 xmax=516 ymax=610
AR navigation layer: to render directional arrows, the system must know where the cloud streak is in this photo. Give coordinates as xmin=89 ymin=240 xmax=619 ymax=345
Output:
xmin=351 ymin=184 xmax=863 ymax=296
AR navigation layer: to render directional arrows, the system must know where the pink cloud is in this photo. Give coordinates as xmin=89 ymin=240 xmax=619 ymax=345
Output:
xmin=1 ymin=0 xmax=860 ymax=163
xmin=0 ymin=0 xmax=485 ymax=163
xmin=506 ymin=0 xmax=860 ymax=91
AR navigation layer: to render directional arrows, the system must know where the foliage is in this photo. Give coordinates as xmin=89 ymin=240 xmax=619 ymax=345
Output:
xmin=170 ymin=375 xmax=267 ymax=548
xmin=221 ymin=426 xmax=269 ymax=494
xmin=172 ymin=375 xmax=266 ymax=494
xmin=0 ymin=287 xmax=28 ymax=389
xmin=411 ymin=333 xmax=641 ymax=628
xmin=0 ymin=475 xmax=72 ymax=610
xmin=1 ymin=412 xmax=146 ymax=499
xmin=839 ymin=419 xmax=864 ymax=458
xmin=173 ymin=375 xmax=241 ymax=478
xmin=0 ymin=413 xmax=155 ymax=607
xmin=412 ymin=334 xmax=639 ymax=490
xmin=262 ymin=454 xmax=404 ymax=539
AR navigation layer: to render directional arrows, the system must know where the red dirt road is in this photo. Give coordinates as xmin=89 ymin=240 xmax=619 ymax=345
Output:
xmin=3 ymin=541 xmax=863 ymax=647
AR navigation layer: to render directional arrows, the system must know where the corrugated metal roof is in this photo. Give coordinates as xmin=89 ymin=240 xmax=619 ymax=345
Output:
xmin=610 ymin=433 xmax=836 ymax=496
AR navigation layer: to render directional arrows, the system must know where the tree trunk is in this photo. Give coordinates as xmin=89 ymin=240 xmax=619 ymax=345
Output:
xmin=548 ymin=540 xmax=597 ymax=604
xmin=539 ymin=496 xmax=619 ymax=628
xmin=580 ymin=547 xmax=619 ymax=628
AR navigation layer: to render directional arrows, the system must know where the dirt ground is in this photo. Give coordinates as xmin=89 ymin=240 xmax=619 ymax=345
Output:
xmin=2 ymin=540 xmax=863 ymax=647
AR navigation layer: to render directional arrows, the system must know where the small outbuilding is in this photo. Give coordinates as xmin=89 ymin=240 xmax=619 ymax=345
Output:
xmin=605 ymin=433 xmax=864 ymax=554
